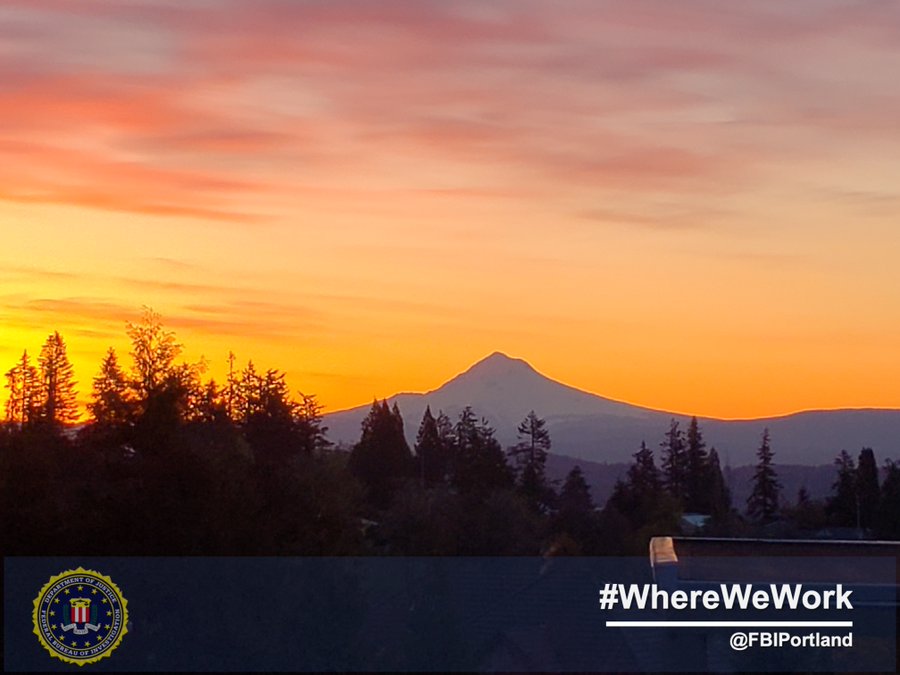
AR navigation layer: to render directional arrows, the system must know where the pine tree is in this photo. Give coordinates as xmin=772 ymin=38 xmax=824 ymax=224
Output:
xmin=660 ymin=419 xmax=687 ymax=504
xmin=259 ymin=368 xmax=294 ymax=420
xmin=415 ymin=406 xmax=446 ymax=487
xmin=555 ymin=465 xmax=596 ymax=547
xmin=629 ymin=441 xmax=662 ymax=498
xmin=295 ymin=392 xmax=330 ymax=455
xmin=608 ymin=441 xmax=664 ymax=526
xmin=235 ymin=360 xmax=261 ymax=423
xmin=857 ymin=447 xmax=880 ymax=532
xmin=826 ymin=450 xmax=857 ymax=528
xmin=706 ymin=447 xmax=731 ymax=518
xmin=559 ymin=465 xmax=595 ymax=516
xmin=435 ymin=410 xmax=454 ymax=447
xmin=877 ymin=460 xmax=900 ymax=538
xmin=508 ymin=410 xmax=552 ymax=511
xmin=37 ymin=332 xmax=78 ymax=426
xmin=348 ymin=400 xmax=414 ymax=508
xmin=683 ymin=417 xmax=709 ymax=512
xmin=226 ymin=351 xmax=238 ymax=421
xmin=243 ymin=367 xmax=303 ymax=461
xmin=89 ymin=348 xmax=133 ymax=427
xmin=451 ymin=407 xmax=513 ymax=495
xmin=746 ymin=429 xmax=781 ymax=524
xmin=4 ymin=350 xmax=40 ymax=426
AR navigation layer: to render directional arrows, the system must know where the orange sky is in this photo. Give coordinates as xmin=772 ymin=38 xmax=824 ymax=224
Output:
xmin=2 ymin=1 xmax=900 ymax=420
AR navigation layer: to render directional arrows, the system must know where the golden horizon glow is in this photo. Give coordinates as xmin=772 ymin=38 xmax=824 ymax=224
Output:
xmin=3 ymin=2 xmax=900 ymax=420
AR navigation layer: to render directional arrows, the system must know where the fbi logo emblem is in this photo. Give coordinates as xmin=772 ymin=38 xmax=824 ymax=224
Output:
xmin=32 ymin=568 xmax=128 ymax=666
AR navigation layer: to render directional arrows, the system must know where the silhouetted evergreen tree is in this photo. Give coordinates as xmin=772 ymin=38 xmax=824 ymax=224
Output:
xmin=706 ymin=447 xmax=731 ymax=518
xmin=89 ymin=348 xmax=134 ymax=428
xmin=37 ymin=331 xmax=78 ymax=427
xmin=857 ymin=447 xmax=880 ymax=532
xmin=451 ymin=407 xmax=513 ymax=495
xmin=295 ymin=393 xmax=330 ymax=455
xmin=559 ymin=465 xmax=594 ymax=516
xmin=684 ymin=416 xmax=709 ymax=512
xmin=226 ymin=350 xmax=238 ymax=420
xmin=826 ymin=450 xmax=857 ymax=528
xmin=606 ymin=440 xmax=681 ymax=553
xmin=551 ymin=465 xmax=598 ymax=551
xmin=244 ymin=368 xmax=311 ymax=461
xmin=877 ymin=460 xmax=900 ymax=539
xmin=234 ymin=360 xmax=262 ymax=423
xmin=608 ymin=442 xmax=665 ymax=526
xmin=746 ymin=429 xmax=781 ymax=524
xmin=631 ymin=441 xmax=662 ymax=498
xmin=414 ymin=406 xmax=449 ymax=487
xmin=660 ymin=419 xmax=687 ymax=504
xmin=348 ymin=400 xmax=413 ymax=509
xmin=435 ymin=410 xmax=454 ymax=445
xmin=508 ymin=410 xmax=554 ymax=512
xmin=4 ymin=350 xmax=40 ymax=426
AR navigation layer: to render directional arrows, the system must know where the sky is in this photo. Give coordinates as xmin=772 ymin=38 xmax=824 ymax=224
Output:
xmin=2 ymin=0 xmax=900 ymax=420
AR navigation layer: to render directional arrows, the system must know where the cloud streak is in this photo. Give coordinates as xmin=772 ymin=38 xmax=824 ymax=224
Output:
xmin=2 ymin=1 xmax=899 ymax=223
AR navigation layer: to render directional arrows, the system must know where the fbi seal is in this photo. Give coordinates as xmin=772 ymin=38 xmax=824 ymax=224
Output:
xmin=32 ymin=567 xmax=128 ymax=666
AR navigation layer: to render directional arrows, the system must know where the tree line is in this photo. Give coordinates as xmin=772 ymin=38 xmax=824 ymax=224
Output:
xmin=2 ymin=310 xmax=899 ymax=556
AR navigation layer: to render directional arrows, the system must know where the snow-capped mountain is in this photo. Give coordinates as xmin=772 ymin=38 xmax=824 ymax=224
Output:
xmin=324 ymin=352 xmax=900 ymax=465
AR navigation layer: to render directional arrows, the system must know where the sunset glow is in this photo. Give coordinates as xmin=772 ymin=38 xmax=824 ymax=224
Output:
xmin=2 ymin=1 xmax=900 ymax=419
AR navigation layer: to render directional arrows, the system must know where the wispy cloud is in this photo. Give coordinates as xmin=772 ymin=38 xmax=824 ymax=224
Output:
xmin=2 ymin=0 xmax=899 ymax=225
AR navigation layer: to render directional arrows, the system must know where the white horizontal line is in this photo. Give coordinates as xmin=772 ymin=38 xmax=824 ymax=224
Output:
xmin=606 ymin=621 xmax=853 ymax=628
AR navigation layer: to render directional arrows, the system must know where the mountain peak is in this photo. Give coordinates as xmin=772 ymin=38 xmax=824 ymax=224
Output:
xmin=462 ymin=351 xmax=536 ymax=378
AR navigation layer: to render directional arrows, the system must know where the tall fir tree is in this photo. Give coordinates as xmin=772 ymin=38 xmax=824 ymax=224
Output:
xmin=226 ymin=351 xmax=238 ymax=421
xmin=554 ymin=465 xmax=597 ymax=549
xmin=683 ymin=416 xmax=709 ymax=512
xmin=856 ymin=447 xmax=880 ymax=532
xmin=234 ymin=360 xmax=261 ymax=423
xmin=508 ymin=410 xmax=553 ymax=512
xmin=559 ymin=465 xmax=595 ymax=516
xmin=629 ymin=441 xmax=662 ymax=498
xmin=451 ymin=406 xmax=513 ymax=495
xmin=435 ymin=410 xmax=454 ymax=448
xmin=706 ymin=447 xmax=731 ymax=518
xmin=746 ymin=429 xmax=781 ymax=524
xmin=826 ymin=450 xmax=857 ymax=528
xmin=415 ymin=406 xmax=449 ymax=487
xmin=37 ymin=331 xmax=78 ymax=426
xmin=348 ymin=400 xmax=413 ymax=509
xmin=660 ymin=420 xmax=687 ymax=505
xmin=608 ymin=441 xmax=664 ymax=527
xmin=242 ymin=367 xmax=306 ymax=461
xmin=4 ymin=350 xmax=40 ymax=426
xmin=89 ymin=348 xmax=133 ymax=427
xmin=877 ymin=460 xmax=900 ymax=538
xmin=295 ymin=393 xmax=330 ymax=455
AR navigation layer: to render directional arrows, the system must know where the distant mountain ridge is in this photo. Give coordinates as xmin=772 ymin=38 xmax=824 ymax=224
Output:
xmin=324 ymin=352 xmax=900 ymax=466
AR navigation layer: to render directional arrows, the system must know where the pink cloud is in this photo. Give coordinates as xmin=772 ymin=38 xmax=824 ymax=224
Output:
xmin=1 ymin=0 xmax=899 ymax=223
